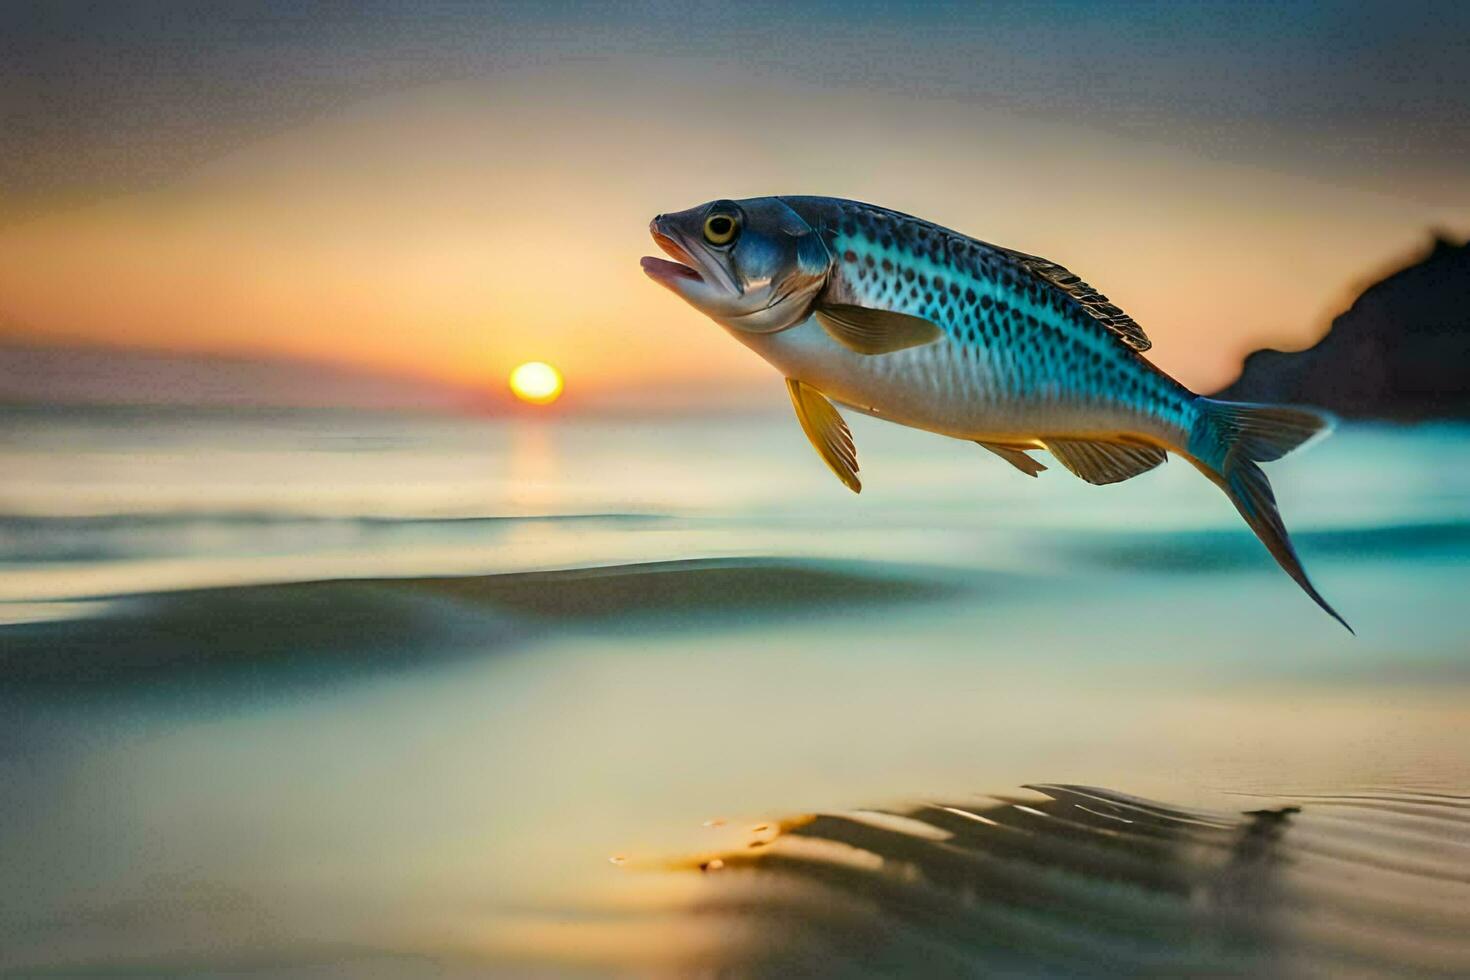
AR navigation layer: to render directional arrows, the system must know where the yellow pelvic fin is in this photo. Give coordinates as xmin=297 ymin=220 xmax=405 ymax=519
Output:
xmin=1043 ymin=437 xmax=1167 ymax=485
xmin=814 ymin=303 xmax=944 ymax=355
xmin=975 ymin=441 xmax=1048 ymax=477
xmin=786 ymin=378 xmax=860 ymax=493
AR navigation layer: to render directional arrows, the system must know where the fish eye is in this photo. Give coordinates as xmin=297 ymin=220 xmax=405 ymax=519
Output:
xmin=703 ymin=213 xmax=739 ymax=246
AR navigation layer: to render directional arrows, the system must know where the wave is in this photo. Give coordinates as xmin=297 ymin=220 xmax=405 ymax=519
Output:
xmin=1060 ymin=519 xmax=1470 ymax=573
xmin=0 ymin=557 xmax=960 ymax=690
xmin=0 ymin=510 xmax=668 ymax=564
xmin=7 ymin=505 xmax=1467 ymax=572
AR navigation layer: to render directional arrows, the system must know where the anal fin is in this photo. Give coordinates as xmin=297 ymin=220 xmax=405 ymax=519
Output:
xmin=1043 ymin=438 xmax=1167 ymax=485
xmin=786 ymin=379 xmax=860 ymax=493
xmin=976 ymin=441 xmax=1047 ymax=477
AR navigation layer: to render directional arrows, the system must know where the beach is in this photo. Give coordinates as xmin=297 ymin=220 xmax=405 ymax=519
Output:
xmin=2 ymin=405 xmax=1468 ymax=975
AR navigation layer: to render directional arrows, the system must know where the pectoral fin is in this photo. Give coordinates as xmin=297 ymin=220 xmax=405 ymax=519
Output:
xmin=786 ymin=378 xmax=860 ymax=493
xmin=976 ymin=441 xmax=1047 ymax=477
xmin=814 ymin=304 xmax=944 ymax=355
xmin=1043 ymin=437 xmax=1167 ymax=485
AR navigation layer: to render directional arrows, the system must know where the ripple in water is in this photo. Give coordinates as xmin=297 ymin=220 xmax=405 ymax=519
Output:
xmin=647 ymin=784 xmax=1470 ymax=977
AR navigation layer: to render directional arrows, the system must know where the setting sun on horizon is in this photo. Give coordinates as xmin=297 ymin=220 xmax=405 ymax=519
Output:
xmin=2 ymin=4 xmax=1467 ymax=412
xmin=508 ymin=360 xmax=563 ymax=405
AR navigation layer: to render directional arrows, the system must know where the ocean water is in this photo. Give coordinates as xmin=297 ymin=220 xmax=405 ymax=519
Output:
xmin=1 ymin=404 xmax=1467 ymax=976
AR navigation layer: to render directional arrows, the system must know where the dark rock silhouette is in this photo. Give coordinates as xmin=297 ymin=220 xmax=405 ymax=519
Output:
xmin=1214 ymin=236 xmax=1470 ymax=419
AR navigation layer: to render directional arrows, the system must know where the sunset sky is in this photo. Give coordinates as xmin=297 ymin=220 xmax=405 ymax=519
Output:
xmin=2 ymin=1 xmax=1468 ymax=408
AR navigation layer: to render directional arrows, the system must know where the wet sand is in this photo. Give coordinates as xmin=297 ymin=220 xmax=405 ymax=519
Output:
xmin=638 ymin=785 xmax=1470 ymax=977
xmin=3 ymin=556 xmax=1469 ymax=977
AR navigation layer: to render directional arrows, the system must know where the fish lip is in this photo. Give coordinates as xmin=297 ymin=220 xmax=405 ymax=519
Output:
xmin=641 ymin=255 xmax=702 ymax=284
xmin=644 ymin=220 xmax=704 ymax=285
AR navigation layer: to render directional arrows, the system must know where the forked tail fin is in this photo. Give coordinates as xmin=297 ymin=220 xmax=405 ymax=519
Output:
xmin=1190 ymin=398 xmax=1352 ymax=633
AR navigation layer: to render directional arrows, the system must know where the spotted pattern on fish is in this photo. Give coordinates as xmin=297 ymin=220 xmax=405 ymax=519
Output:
xmin=781 ymin=196 xmax=1195 ymax=438
xmin=643 ymin=194 xmax=1349 ymax=629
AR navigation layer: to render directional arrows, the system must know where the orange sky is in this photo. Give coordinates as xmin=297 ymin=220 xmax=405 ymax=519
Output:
xmin=2 ymin=63 xmax=1467 ymax=406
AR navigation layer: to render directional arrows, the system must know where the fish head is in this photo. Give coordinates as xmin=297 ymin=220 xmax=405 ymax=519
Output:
xmin=643 ymin=197 xmax=831 ymax=334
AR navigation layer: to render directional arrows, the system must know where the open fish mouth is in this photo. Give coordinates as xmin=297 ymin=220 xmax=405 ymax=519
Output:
xmin=641 ymin=255 xmax=702 ymax=283
xmin=642 ymin=224 xmax=704 ymax=284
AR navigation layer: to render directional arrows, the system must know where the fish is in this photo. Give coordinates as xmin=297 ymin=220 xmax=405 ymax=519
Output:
xmin=642 ymin=196 xmax=1350 ymax=631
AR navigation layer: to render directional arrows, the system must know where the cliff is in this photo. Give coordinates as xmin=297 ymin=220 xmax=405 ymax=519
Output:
xmin=1214 ymin=237 xmax=1470 ymax=419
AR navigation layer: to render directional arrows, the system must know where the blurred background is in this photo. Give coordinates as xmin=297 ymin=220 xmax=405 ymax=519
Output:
xmin=2 ymin=2 xmax=1469 ymax=976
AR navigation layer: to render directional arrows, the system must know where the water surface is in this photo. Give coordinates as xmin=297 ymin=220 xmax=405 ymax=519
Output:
xmin=1 ymin=406 xmax=1466 ymax=975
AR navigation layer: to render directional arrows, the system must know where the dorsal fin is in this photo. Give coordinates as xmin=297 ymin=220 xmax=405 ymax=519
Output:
xmin=1003 ymin=250 xmax=1152 ymax=352
xmin=1043 ymin=438 xmax=1167 ymax=485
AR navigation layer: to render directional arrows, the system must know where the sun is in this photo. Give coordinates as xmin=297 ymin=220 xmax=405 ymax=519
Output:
xmin=508 ymin=361 xmax=564 ymax=405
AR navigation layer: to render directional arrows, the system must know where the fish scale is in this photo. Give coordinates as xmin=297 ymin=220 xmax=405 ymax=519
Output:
xmin=783 ymin=196 xmax=1194 ymax=440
